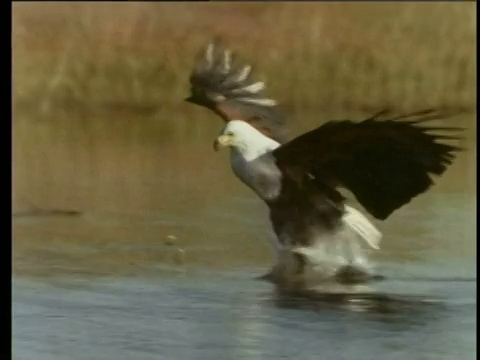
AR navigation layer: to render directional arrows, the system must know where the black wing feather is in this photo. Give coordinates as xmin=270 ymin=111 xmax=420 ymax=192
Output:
xmin=186 ymin=39 xmax=288 ymax=142
xmin=273 ymin=109 xmax=464 ymax=220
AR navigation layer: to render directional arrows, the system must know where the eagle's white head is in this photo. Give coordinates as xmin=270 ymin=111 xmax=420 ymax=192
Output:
xmin=213 ymin=120 xmax=280 ymax=161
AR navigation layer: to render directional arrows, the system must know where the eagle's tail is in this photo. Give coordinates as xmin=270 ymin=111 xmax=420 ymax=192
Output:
xmin=287 ymin=206 xmax=381 ymax=284
xmin=342 ymin=205 xmax=382 ymax=250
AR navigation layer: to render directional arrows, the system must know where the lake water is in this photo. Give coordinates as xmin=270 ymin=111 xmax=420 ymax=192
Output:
xmin=12 ymin=108 xmax=476 ymax=360
xmin=13 ymin=265 xmax=476 ymax=360
xmin=13 ymin=187 xmax=476 ymax=360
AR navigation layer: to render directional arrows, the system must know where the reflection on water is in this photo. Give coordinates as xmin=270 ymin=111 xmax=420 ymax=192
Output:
xmin=13 ymin=190 xmax=476 ymax=279
xmin=12 ymin=110 xmax=476 ymax=359
xmin=13 ymin=270 xmax=475 ymax=360
xmin=13 ymin=112 xmax=475 ymax=216
xmin=13 ymin=186 xmax=476 ymax=359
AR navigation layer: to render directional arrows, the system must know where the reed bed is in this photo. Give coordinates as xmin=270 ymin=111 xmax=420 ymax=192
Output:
xmin=13 ymin=2 xmax=476 ymax=213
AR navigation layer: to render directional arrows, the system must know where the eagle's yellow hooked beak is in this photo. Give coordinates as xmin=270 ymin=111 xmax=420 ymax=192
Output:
xmin=213 ymin=134 xmax=234 ymax=152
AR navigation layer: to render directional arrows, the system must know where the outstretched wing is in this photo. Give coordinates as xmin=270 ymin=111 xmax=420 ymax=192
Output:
xmin=272 ymin=109 xmax=464 ymax=220
xmin=186 ymin=39 xmax=288 ymax=143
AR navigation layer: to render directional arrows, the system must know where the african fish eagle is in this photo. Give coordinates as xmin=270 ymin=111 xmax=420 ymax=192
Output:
xmin=185 ymin=40 xmax=463 ymax=288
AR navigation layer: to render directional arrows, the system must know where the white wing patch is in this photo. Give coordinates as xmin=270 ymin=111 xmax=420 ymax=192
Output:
xmin=206 ymin=92 xmax=227 ymax=102
xmin=221 ymin=49 xmax=232 ymax=73
xmin=205 ymin=42 xmax=215 ymax=69
xmin=231 ymin=81 xmax=266 ymax=94
xmin=236 ymin=98 xmax=278 ymax=107
xmin=342 ymin=205 xmax=382 ymax=250
xmin=233 ymin=65 xmax=252 ymax=82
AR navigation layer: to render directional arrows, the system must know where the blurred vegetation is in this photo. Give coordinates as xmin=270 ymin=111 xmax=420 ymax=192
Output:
xmin=13 ymin=2 xmax=476 ymax=212
xmin=14 ymin=3 xmax=475 ymax=118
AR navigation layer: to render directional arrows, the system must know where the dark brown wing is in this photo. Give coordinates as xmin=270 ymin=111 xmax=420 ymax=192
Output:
xmin=272 ymin=109 xmax=464 ymax=220
xmin=186 ymin=39 xmax=288 ymax=143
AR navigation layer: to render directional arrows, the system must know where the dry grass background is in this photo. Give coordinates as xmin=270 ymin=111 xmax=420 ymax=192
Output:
xmin=13 ymin=1 xmax=477 ymax=212
xmin=14 ymin=2 xmax=476 ymax=115
xmin=12 ymin=2 xmax=476 ymax=277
